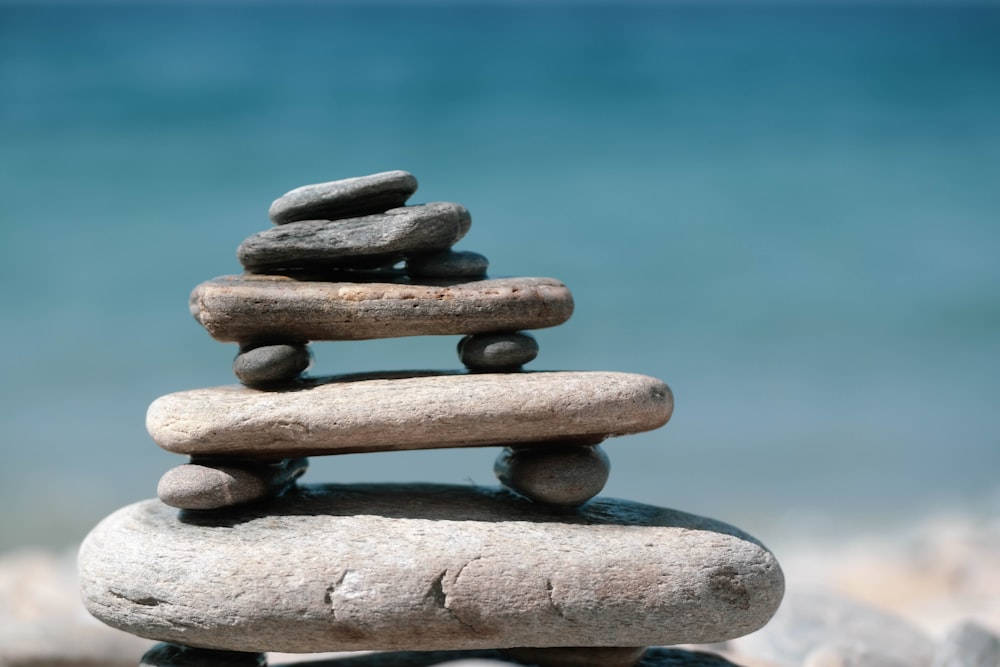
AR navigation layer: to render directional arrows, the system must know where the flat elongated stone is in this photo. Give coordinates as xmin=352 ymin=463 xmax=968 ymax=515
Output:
xmin=269 ymin=171 xmax=419 ymax=225
xmin=240 ymin=203 xmax=471 ymax=272
xmin=146 ymin=371 xmax=672 ymax=459
xmin=79 ymin=484 xmax=784 ymax=653
xmin=190 ymin=275 xmax=573 ymax=343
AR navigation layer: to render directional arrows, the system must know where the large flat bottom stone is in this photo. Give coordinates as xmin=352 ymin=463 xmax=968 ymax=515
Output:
xmin=80 ymin=484 xmax=784 ymax=653
xmin=146 ymin=371 xmax=673 ymax=459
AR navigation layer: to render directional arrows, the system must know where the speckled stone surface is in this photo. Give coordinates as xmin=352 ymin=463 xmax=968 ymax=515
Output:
xmin=190 ymin=275 xmax=573 ymax=343
xmin=146 ymin=371 xmax=672 ymax=459
xmin=79 ymin=484 xmax=784 ymax=653
xmin=239 ymin=202 xmax=471 ymax=273
xmin=268 ymin=171 xmax=418 ymax=225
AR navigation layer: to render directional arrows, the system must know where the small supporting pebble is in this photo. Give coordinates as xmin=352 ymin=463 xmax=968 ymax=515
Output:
xmin=406 ymin=249 xmax=489 ymax=279
xmin=495 ymin=444 xmax=610 ymax=507
xmin=233 ymin=342 xmax=311 ymax=387
xmin=459 ymin=332 xmax=538 ymax=371
xmin=503 ymin=646 xmax=647 ymax=667
xmin=268 ymin=170 xmax=418 ymax=225
xmin=157 ymin=458 xmax=308 ymax=511
xmin=141 ymin=642 xmax=266 ymax=667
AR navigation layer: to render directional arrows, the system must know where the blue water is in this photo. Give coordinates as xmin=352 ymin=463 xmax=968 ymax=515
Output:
xmin=1 ymin=3 xmax=999 ymax=550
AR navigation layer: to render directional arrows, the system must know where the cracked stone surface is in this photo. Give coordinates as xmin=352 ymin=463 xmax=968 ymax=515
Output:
xmin=79 ymin=483 xmax=784 ymax=654
xmin=146 ymin=371 xmax=673 ymax=459
xmin=189 ymin=275 xmax=573 ymax=343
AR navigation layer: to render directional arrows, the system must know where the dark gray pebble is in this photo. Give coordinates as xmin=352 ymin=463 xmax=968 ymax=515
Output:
xmin=406 ymin=249 xmax=489 ymax=279
xmin=459 ymin=332 xmax=538 ymax=370
xmin=157 ymin=458 xmax=309 ymax=511
xmin=239 ymin=202 xmax=471 ymax=273
xmin=495 ymin=444 xmax=610 ymax=507
xmin=141 ymin=643 xmax=266 ymax=667
xmin=269 ymin=171 xmax=418 ymax=225
xmin=233 ymin=343 xmax=311 ymax=387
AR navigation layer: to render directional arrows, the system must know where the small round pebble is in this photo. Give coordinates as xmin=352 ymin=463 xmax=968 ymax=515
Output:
xmin=504 ymin=646 xmax=646 ymax=667
xmin=268 ymin=170 xmax=418 ymax=224
xmin=141 ymin=643 xmax=266 ymax=667
xmin=459 ymin=332 xmax=538 ymax=371
xmin=406 ymin=249 xmax=489 ymax=279
xmin=157 ymin=458 xmax=308 ymax=511
xmin=233 ymin=343 xmax=311 ymax=386
xmin=494 ymin=444 xmax=610 ymax=507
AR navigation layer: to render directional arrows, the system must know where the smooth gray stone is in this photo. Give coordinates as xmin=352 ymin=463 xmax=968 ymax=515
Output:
xmin=233 ymin=343 xmax=311 ymax=387
xmin=156 ymin=458 xmax=308 ymax=511
xmin=271 ymin=647 xmax=744 ymax=666
xmin=503 ymin=646 xmax=646 ymax=667
xmin=732 ymin=589 xmax=935 ymax=667
xmin=932 ymin=620 xmax=1000 ymax=667
xmin=141 ymin=643 xmax=266 ymax=667
xmin=191 ymin=275 xmax=573 ymax=343
xmin=494 ymin=444 xmax=610 ymax=507
xmin=407 ymin=250 xmax=489 ymax=279
xmin=459 ymin=332 xmax=538 ymax=371
xmin=79 ymin=484 xmax=785 ymax=653
xmin=239 ymin=202 xmax=471 ymax=273
xmin=146 ymin=371 xmax=672 ymax=459
xmin=269 ymin=171 xmax=418 ymax=225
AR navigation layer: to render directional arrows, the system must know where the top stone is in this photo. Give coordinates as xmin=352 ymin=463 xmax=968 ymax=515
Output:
xmin=268 ymin=171 xmax=419 ymax=225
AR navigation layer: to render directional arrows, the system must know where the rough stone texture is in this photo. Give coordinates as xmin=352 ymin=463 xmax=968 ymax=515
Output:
xmin=271 ymin=647 xmax=745 ymax=666
xmin=79 ymin=484 xmax=784 ymax=653
xmin=502 ymin=646 xmax=646 ymax=667
xmin=494 ymin=444 xmax=610 ymax=507
xmin=190 ymin=275 xmax=573 ymax=343
xmin=240 ymin=203 xmax=471 ymax=273
xmin=459 ymin=333 xmax=538 ymax=371
xmin=731 ymin=589 xmax=935 ymax=667
xmin=931 ymin=620 xmax=1000 ymax=667
xmin=141 ymin=643 xmax=266 ymax=667
xmin=157 ymin=458 xmax=309 ymax=511
xmin=407 ymin=250 xmax=489 ymax=279
xmin=234 ymin=343 xmax=312 ymax=387
xmin=269 ymin=171 xmax=419 ymax=225
xmin=146 ymin=371 xmax=672 ymax=459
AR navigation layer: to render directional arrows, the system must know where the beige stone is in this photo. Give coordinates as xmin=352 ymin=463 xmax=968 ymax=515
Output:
xmin=146 ymin=371 xmax=672 ymax=459
xmin=189 ymin=275 xmax=573 ymax=343
xmin=79 ymin=484 xmax=785 ymax=653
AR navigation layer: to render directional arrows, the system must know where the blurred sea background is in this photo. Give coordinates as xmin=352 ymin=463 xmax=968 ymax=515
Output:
xmin=1 ymin=1 xmax=998 ymax=553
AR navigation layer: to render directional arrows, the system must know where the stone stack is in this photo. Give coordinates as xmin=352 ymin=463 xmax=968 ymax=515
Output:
xmin=78 ymin=171 xmax=785 ymax=667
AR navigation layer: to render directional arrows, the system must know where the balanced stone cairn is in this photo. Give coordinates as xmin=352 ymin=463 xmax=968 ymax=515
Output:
xmin=79 ymin=171 xmax=785 ymax=667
